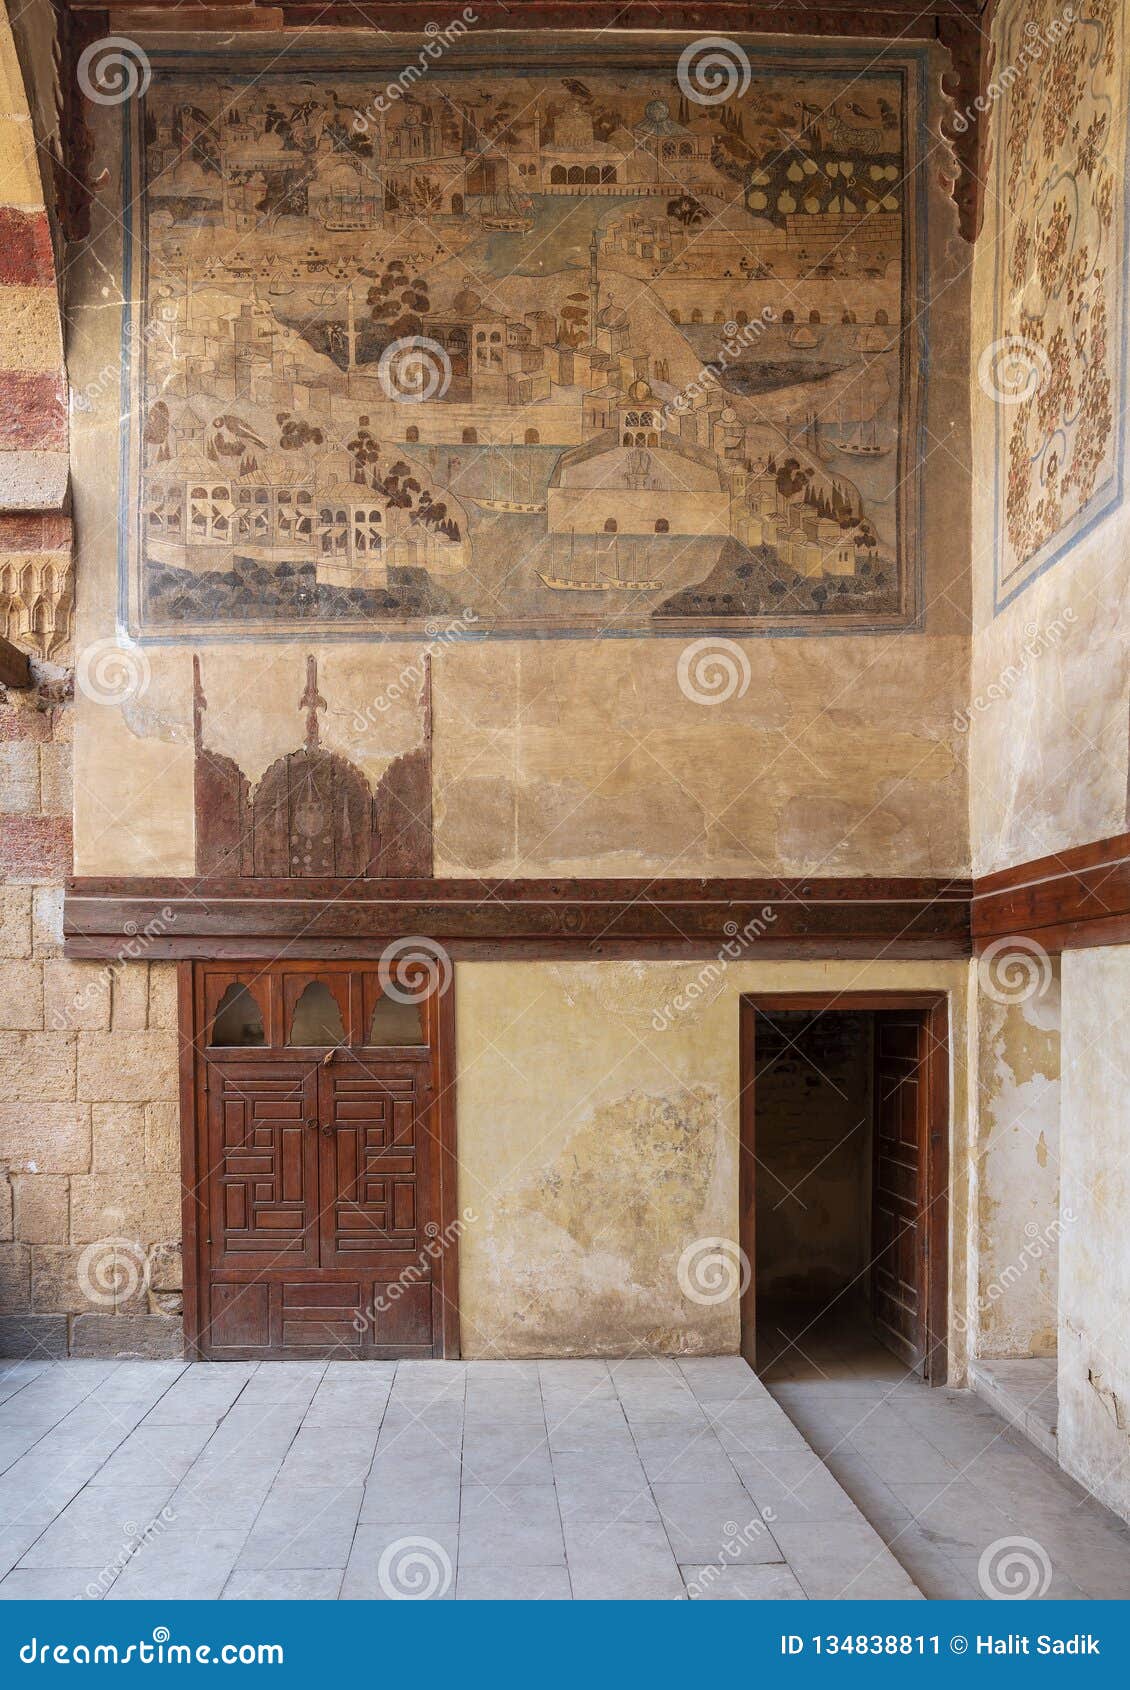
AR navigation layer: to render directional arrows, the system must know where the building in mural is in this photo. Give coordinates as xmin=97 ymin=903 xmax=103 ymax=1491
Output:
xmin=121 ymin=49 xmax=923 ymax=637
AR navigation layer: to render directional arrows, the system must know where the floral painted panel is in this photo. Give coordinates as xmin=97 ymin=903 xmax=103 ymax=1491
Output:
xmin=117 ymin=40 xmax=927 ymax=639
xmin=989 ymin=0 xmax=1128 ymax=610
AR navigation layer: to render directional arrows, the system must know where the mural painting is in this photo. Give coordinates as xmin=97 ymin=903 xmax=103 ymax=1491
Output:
xmin=990 ymin=0 xmax=1128 ymax=610
xmin=121 ymin=47 xmax=925 ymax=638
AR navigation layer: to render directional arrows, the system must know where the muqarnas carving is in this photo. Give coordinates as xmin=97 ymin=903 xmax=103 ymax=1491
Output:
xmin=192 ymin=652 xmax=433 ymax=877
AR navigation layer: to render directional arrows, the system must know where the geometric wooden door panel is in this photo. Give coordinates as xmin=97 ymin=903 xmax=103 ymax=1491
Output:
xmin=206 ymin=1061 xmax=319 ymax=1273
xmin=317 ymin=1060 xmax=430 ymax=1271
xmin=871 ymin=1014 xmax=927 ymax=1371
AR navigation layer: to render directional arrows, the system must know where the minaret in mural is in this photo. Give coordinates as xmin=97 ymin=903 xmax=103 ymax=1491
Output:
xmin=588 ymin=226 xmax=600 ymax=350
xmin=192 ymin=653 xmax=434 ymax=879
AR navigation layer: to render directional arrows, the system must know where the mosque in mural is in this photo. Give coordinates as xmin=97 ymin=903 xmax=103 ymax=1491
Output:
xmin=123 ymin=51 xmax=921 ymax=636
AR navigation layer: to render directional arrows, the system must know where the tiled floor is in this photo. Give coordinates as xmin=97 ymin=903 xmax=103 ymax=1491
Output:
xmin=759 ymin=1313 xmax=1130 ymax=1601
xmin=0 ymin=1354 xmax=919 ymax=1601
xmin=1 ymin=1340 xmax=1127 ymax=1601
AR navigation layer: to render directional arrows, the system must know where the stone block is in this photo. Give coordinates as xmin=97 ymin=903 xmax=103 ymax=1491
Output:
xmin=32 ymin=885 xmax=63 ymax=955
xmin=144 ymin=1100 xmax=180 ymax=1172
xmin=111 ymin=965 xmax=149 ymax=1031
xmin=69 ymin=1313 xmax=183 ymax=1360
xmin=90 ymin=1102 xmax=146 ymax=1175
xmin=0 ymin=960 xmax=43 ymax=1029
xmin=0 ymin=815 xmax=72 ymax=881
xmin=0 ymin=1101 xmax=91 ymax=1172
xmin=0 ymin=741 xmax=38 ymax=813
xmin=38 ymin=741 xmax=71 ymax=814
xmin=30 ymin=1244 xmax=88 ymax=1314
xmin=76 ymin=1030 xmax=178 ymax=1104
xmin=0 ymin=1032 xmax=76 ymax=1101
xmin=0 ymin=1240 xmax=31 ymax=1309
xmin=147 ymin=964 xmax=178 ymax=1030
xmin=70 ymin=1168 xmax=181 ymax=1247
xmin=0 ymin=1175 xmax=11 ymax=1241
xmin=0 ymin=1313 xmax=68 ymax=1359
xmin=0 ymin=886 xmax=32 ymax=959
xmin=148 ymin=1241 xmax=182 ymax=1292
xmin=12 ymin=1173 xmax=68 ymax=1244
xmin=43 ymin=959 xmax=111 ymax=1031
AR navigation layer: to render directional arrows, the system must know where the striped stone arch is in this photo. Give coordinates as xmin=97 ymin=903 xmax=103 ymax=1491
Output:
xmin=0 ymin=0 xmax=71 ymax=664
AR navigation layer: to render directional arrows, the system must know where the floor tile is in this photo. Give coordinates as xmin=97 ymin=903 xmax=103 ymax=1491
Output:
xmin=341 ymin=1524 xmax=457 ymax=1599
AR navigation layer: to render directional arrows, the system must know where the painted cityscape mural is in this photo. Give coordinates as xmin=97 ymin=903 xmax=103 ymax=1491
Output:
xmin=123 ymin=47 xmax=922 ymax=637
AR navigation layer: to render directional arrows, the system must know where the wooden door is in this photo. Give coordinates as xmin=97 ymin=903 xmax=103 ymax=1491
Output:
xmin=187 ymin=961 xmax=456 ymax=1361
xmin=315 ymin=1055 xmax=437 ymax=1349
xmin=871 ymin=1014 xmax=927 ymax=1370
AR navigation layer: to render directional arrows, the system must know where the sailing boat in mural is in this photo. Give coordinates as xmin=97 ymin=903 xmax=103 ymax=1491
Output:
xmin=829 ymin=395 xmax=891 ymax=458
xmin=468 ymin=442 xmax=546 ymax=514
xmin=538 ymin=531 xmax=661 ymax=593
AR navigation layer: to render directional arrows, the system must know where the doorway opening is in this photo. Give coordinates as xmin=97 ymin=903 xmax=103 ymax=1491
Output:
xmin=739 ymin=993 xmax=949 ymax=1385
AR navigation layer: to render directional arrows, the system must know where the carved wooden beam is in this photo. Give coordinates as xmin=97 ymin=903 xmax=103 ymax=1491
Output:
xmin=0 ymin=636 xmax=33 ymax=689
xmin=64 ymin=874 xmax=973 ymax=959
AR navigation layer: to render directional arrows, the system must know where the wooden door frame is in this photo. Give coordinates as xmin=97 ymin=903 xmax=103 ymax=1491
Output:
xmin=177 ymin=959 xmax=460 ymax=1361
xmin=738 ymin=991 xmax=950 ymax=1385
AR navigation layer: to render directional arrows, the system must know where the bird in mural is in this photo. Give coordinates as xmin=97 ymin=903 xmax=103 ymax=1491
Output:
xmin=207 ymin=414 xmax=266 ymax=462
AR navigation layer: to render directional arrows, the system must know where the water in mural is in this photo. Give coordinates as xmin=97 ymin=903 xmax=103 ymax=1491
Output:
xmin=125 ymin=47 xmax=922 ymax=636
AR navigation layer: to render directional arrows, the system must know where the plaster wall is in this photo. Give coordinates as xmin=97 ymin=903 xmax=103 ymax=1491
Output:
xmin=1058 ymin=945 xmax=1130 ymax=1519
xmin=455 ymin=958 xmax=972 ymax=1375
